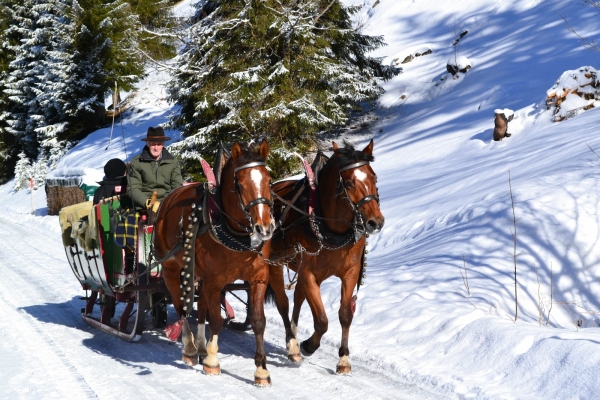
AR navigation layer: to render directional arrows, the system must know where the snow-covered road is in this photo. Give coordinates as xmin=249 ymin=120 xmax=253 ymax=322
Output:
xmin=0 ymin=214 xmax=446 ymax=399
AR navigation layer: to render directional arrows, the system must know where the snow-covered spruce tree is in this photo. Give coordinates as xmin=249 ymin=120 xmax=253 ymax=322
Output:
xmin=0 ymin=0 xmax=20 ymax=183
xmin=168 ymin=0 xmax=400 ymax=176
xmin=4 ymin=0 xmax=75 ymax=164
xmin=128 ymin=0 xmax=178 ymax=60
xmin=31 ymin=154 xmax=49 ymax=189
xmin=34 ymin=0 xmax=78 ymax=164
xmin=67 ymin=0 xmax=144 ymax=138
xmin=3 ymin=0 xmax=40 ymax=159
xmin=13 ymin=151 xmax=32 ymax=190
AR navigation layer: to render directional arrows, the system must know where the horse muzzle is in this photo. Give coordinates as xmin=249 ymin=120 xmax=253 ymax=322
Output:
xmin=253 ymin=220 xmax=276 ymax=242
xmin=365 ymin=215 xmax=385 ymax=234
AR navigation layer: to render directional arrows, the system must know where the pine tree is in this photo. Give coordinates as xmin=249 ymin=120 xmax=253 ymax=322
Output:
xmin=13 ymin=151 xmax=31 ymax=190
xmin=168 ymin=0 xmax=400 ymax=161
xmin=0 ymin=0 xmax=20 ymax=183
xmin=3 ymin=0 xmax=40 ymax=158
xmin=128 ymin=0 xmax=177 ymax=60
xmin=31 ymin=154 xmax=49 ymax=189
xmin=69 ymin=0 xmax=145 ymax=136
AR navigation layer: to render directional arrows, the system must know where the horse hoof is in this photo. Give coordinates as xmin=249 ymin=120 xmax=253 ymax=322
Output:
xmin=203 ymin=364 xmax=221 ymax=375
xmin=336 ymin=364 xmax=351 ymax=375
xmin=288 ymin=353 xmax=303 ymax=363
xmin=254 ymin=376 xmax=272 ymax=387
xmin=299 ymin=341 xmax=316 ymax=357
xmin=182 ymin=353 xmax=198 ymax=366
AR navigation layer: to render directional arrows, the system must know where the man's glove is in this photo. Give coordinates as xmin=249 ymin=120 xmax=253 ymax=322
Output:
xmin=152 ymin=200 xmax=160 ymax=213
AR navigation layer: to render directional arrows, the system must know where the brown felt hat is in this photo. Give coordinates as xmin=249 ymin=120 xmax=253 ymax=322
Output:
xmin=141 ymin=126 xmax=171 ymax=142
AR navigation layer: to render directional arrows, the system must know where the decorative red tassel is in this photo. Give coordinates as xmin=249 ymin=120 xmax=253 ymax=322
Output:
xmin=165 ymin=319 xmax=184 ymax=341
xmin=351 ymin=294 xmax=357 ymax=316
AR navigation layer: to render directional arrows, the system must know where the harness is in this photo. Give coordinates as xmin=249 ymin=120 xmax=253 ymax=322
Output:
xmin=205 ymin=161 xmax=274 ymax=252
xmin=271 ymin=154 xmax=379 ymax=290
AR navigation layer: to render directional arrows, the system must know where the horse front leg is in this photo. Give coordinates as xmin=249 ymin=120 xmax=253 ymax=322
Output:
xmin=269 ymin=265 xmax=301 ymax=363
xmin=250 ymin=279 xmax=271 ymax=386
xmin=337 ymin=274 xmax=358 ymax=374
xmin=298 ymin=273 xmax=328 ymax=357
xmin=203 ymin=285 xmax=223 ymax=375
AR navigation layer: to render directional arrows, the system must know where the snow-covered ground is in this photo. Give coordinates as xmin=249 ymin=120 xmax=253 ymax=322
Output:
xmin=3 ymin=0 xmax=600 ymax=398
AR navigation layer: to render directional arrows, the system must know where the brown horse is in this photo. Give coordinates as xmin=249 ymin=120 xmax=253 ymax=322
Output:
xmin=153 ymin=140 xmax=276 ymax=386
xmin=269 ymin=140 xmax=384 ymax=374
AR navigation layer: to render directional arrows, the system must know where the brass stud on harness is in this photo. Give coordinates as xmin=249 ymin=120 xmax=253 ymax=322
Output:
xmin=183 ymin=306 xmax=188 ymax=311
xmin=186 ymin=273 xmax=191 ymax=278
xmin=180 ymin=296 xmax=184 ymax=301
xmin=181 ymin=271 xmax=185 ymax=276
xmin=364 ymin=250 xmax=369 ymax=254
xmin=191 ymin=203 xmax=196 ymax=209
xmin=364 ymin=262 xmax=368 ymax=267
xmin=184 ymin=250 xmax=189 ymax=256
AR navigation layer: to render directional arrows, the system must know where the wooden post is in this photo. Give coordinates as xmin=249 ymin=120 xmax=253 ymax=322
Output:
xmin=30 ymin=177 xmax=34 ymax=214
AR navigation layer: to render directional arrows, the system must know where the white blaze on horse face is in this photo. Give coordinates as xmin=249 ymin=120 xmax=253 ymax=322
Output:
xmin=353 ymin=168 xmax=368 ymax=183
xmin=250 ymin=168 xmax=269 ymax=221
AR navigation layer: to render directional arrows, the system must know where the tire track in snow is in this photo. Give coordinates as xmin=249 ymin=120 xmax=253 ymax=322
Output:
xmin=0 ymin=216 xmax=98 ymax=399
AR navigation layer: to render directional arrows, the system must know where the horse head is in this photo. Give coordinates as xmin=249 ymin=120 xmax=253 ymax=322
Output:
xmin=221 ymin=140 xmax=275 ymax=245
xmin=321 ymin=140 xmax=385 ymax=235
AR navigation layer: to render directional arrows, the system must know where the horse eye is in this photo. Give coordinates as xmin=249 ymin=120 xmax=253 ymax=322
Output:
xmin=344 ymin=181 xmax=352 ymax=188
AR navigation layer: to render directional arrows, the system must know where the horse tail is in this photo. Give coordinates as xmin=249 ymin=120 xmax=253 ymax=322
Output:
xmin=264 ymin=284 xmax=276 ymax=305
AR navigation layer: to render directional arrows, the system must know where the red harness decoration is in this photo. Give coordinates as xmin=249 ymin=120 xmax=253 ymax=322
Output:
xmin=299 ymin=156 xmax=317 ymax=215
xmin=201 ymin=158 xmax=217 ymax=189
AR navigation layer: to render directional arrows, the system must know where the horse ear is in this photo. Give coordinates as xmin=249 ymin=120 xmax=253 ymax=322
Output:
xmin=362 ymin=139 xmax=374 ymax=156
xmin=259 ymin=139 xmax=270 ymax=159
xmin=231 ymin=142 xmax=242 ymax=160
xmin=332 ymin=141 xmax=339 ymax=151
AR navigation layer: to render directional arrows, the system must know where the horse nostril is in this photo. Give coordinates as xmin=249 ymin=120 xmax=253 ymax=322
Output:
xmin=367 ymin=218 xmax=384 ymax=233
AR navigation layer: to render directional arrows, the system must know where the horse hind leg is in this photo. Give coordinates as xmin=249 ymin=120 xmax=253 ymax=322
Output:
xmin=202 ymin=286 xmax=223 ymax=375
xmin=195 ymin=280 xmax=208 ymax=363
xmin=298 ymin=276 xmax=328 ymax=357
xmin=181 ymin=319 xmax=198 ymax=366
xmin=269 ymin=267 xmax=302 ymax=363
xmin=161 ymin=260 xmax=198 ymax=365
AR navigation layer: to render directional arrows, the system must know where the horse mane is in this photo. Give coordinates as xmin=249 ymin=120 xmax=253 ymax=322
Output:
xmin=329 ymin=140 xmax=375 ymax=168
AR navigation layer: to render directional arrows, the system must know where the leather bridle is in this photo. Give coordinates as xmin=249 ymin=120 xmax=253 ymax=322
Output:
xmin=231 ymin=161 xmax=274 ymax=232
xmin=337 ymin=161 xmax=380 ymax=212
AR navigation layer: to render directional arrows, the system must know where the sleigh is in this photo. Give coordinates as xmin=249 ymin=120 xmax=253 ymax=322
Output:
xmin=60 ymin=195 xmax=251 ymax=342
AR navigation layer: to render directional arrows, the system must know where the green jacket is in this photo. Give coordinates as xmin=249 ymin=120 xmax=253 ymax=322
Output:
xmin=127 ymin=147 xmax=183 ymax=210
